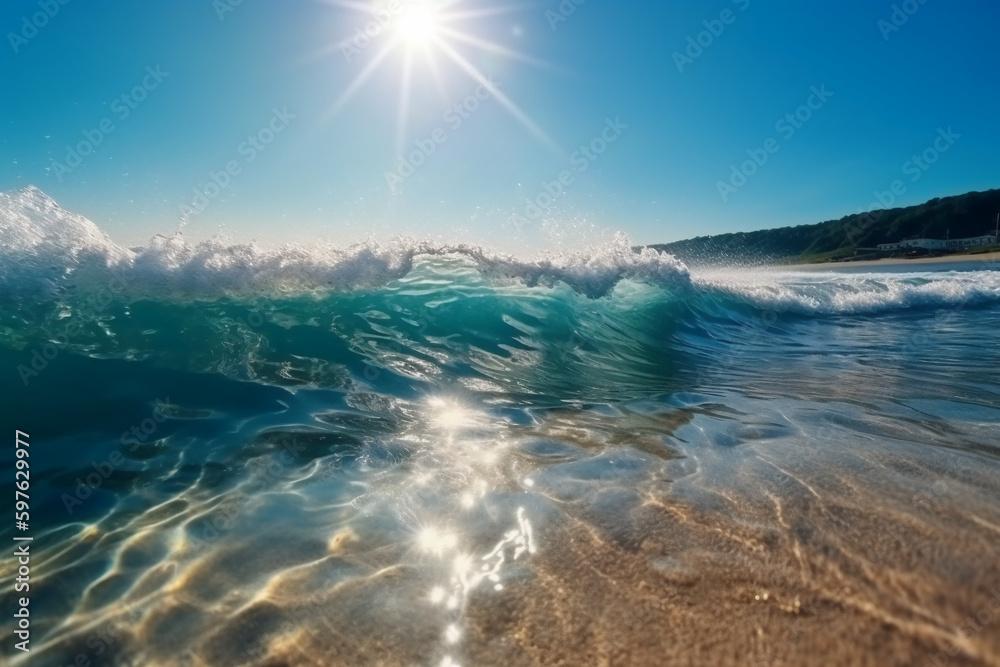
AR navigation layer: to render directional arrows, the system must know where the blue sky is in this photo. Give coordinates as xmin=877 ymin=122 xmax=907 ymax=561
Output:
xmin=1 ymin=0 xmax=997 ymax=249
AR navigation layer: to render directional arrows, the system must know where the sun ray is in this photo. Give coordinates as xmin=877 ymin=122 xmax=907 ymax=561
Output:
xmin=327 ymin=38 xmax=401 ymax=119
xmin=316 ymin=0 xmax=377 ymax=11
xmin=434 ymin=0 xmax=467 ymax=12
xmin=418 ymin=38 xmax=449 ymax=101
xmin=396 ymin=48 xmax=415 ymax=156
xmin=432 ymin=37 xmax=560 ymax=154
xmin=442 ymin=7 xmax=521 ymax=21
xmin=438 ymin=27 xmax=562 ymax=71
xmin=322 ymin=0 xmax=557 ymax=153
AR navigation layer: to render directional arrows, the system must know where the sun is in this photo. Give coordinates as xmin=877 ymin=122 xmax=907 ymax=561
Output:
xmin=321 ymin=0 xmax=556 ymax=156
xmin=395 ymin=3 xmax=442 ymax=46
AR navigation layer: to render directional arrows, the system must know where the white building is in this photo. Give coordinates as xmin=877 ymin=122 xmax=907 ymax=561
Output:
xmin=878 ymin=234 xmax=997 ymax=252
xmin=945 ymin=235 xmax=997 ymax=250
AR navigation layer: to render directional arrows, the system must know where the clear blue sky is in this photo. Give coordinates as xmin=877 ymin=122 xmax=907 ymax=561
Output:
xmin=1 ymin=0 xmax=997 ymax=248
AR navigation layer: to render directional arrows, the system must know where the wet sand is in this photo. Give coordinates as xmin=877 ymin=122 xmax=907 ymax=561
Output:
xmin=170 ymin=456 xmax=1000 ymax=667
xmin=15 ymin=405 xmax=1000 ymax=667
xmin=260 ymin=431 xmax=1000 ymax=667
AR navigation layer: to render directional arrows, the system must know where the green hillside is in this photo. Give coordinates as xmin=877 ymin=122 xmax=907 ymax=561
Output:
xmin=651 ymin=189 xmax=1000 ymax=265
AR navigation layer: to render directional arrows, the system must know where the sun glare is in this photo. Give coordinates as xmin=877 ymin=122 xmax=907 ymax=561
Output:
xmin=396 ymin=3 xmax=442 ymax=46
xmin=418 ymin=525 xmax=459 ymax=556
xmin=323 ymin=0 xmax=556 ymax=154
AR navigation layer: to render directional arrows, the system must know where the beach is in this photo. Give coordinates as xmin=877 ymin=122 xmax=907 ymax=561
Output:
xmin=2 ymin=199 xmax=1000 ymax=664
xmin=789 ymin=252 xmax=1000 ymax=272
xmin=4 ymin=0 xmax=1000 ymax=663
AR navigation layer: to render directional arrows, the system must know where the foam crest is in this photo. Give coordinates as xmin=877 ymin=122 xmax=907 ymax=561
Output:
xmin=0 ymin=186 xmax=133 ymax=293
xmin=444 ymin=233 xmax=692 ymax=298
xmin=693 ymin=268 xmax=1000 ymax=315
xmin=0 ymin=187 xmax=690 ymax=300
xmin=126 ymin=234 xmax=423 ymax=296
xmin=3 ymin=187 xmax=996 ymax=314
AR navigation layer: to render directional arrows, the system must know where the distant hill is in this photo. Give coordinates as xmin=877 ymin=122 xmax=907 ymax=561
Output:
xmin=651 ymin=189 xmax=1000 ymax=265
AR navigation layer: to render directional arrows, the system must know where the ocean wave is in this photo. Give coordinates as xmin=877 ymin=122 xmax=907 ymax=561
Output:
xmin=2 ymin=187 xmax=999 ymax=399
xmin=2 ymin=186 xmax=998 ymax=318
xmin=692 ymin=268 xmax=1000 ymax=315
xmin=0 ymin=187 xmax=690 ymax=301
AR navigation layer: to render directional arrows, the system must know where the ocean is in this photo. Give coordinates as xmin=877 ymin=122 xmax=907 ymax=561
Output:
xmin=2 ymin=187 xmax=1000 ymax=666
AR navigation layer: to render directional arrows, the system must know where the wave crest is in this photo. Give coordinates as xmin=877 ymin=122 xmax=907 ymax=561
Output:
xmin=693 ymin=268 xmax=1000 ymax=315
xmin=0 ymin=187 xmax=690 ymax=300
xmin=2 ymin=187 xmax=997 ymax=316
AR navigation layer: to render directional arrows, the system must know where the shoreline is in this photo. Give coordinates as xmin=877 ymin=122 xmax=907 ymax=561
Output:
xmin=785 ymin=252 xmax=1000 ymax=271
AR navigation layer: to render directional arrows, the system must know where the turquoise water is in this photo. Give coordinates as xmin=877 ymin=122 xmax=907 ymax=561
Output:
xmin=2 ymin=188 xmax=1000 ymax=666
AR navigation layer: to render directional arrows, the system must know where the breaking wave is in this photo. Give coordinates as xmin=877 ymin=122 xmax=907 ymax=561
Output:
xmin=1 ymin=185 xmax=998 ymax=394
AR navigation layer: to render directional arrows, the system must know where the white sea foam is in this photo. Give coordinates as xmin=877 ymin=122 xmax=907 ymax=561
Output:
xmin=693 ymin=268 xmax=1000 ymax=314
xmin=0 ymin=186 xmax=132 ymax=293
xmin=1 ymin=186 xmax=997 ymax=313
xmin=0 ymin=187 xmax=691 ymax=300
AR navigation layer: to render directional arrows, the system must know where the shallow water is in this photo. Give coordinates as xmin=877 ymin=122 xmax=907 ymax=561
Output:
xmin=2 ymin=189 xmax=1000 ymax=666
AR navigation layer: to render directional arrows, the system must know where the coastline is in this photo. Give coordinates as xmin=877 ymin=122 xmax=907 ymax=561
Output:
xmin=785 ymin=252 xmax=1000 ymax=272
